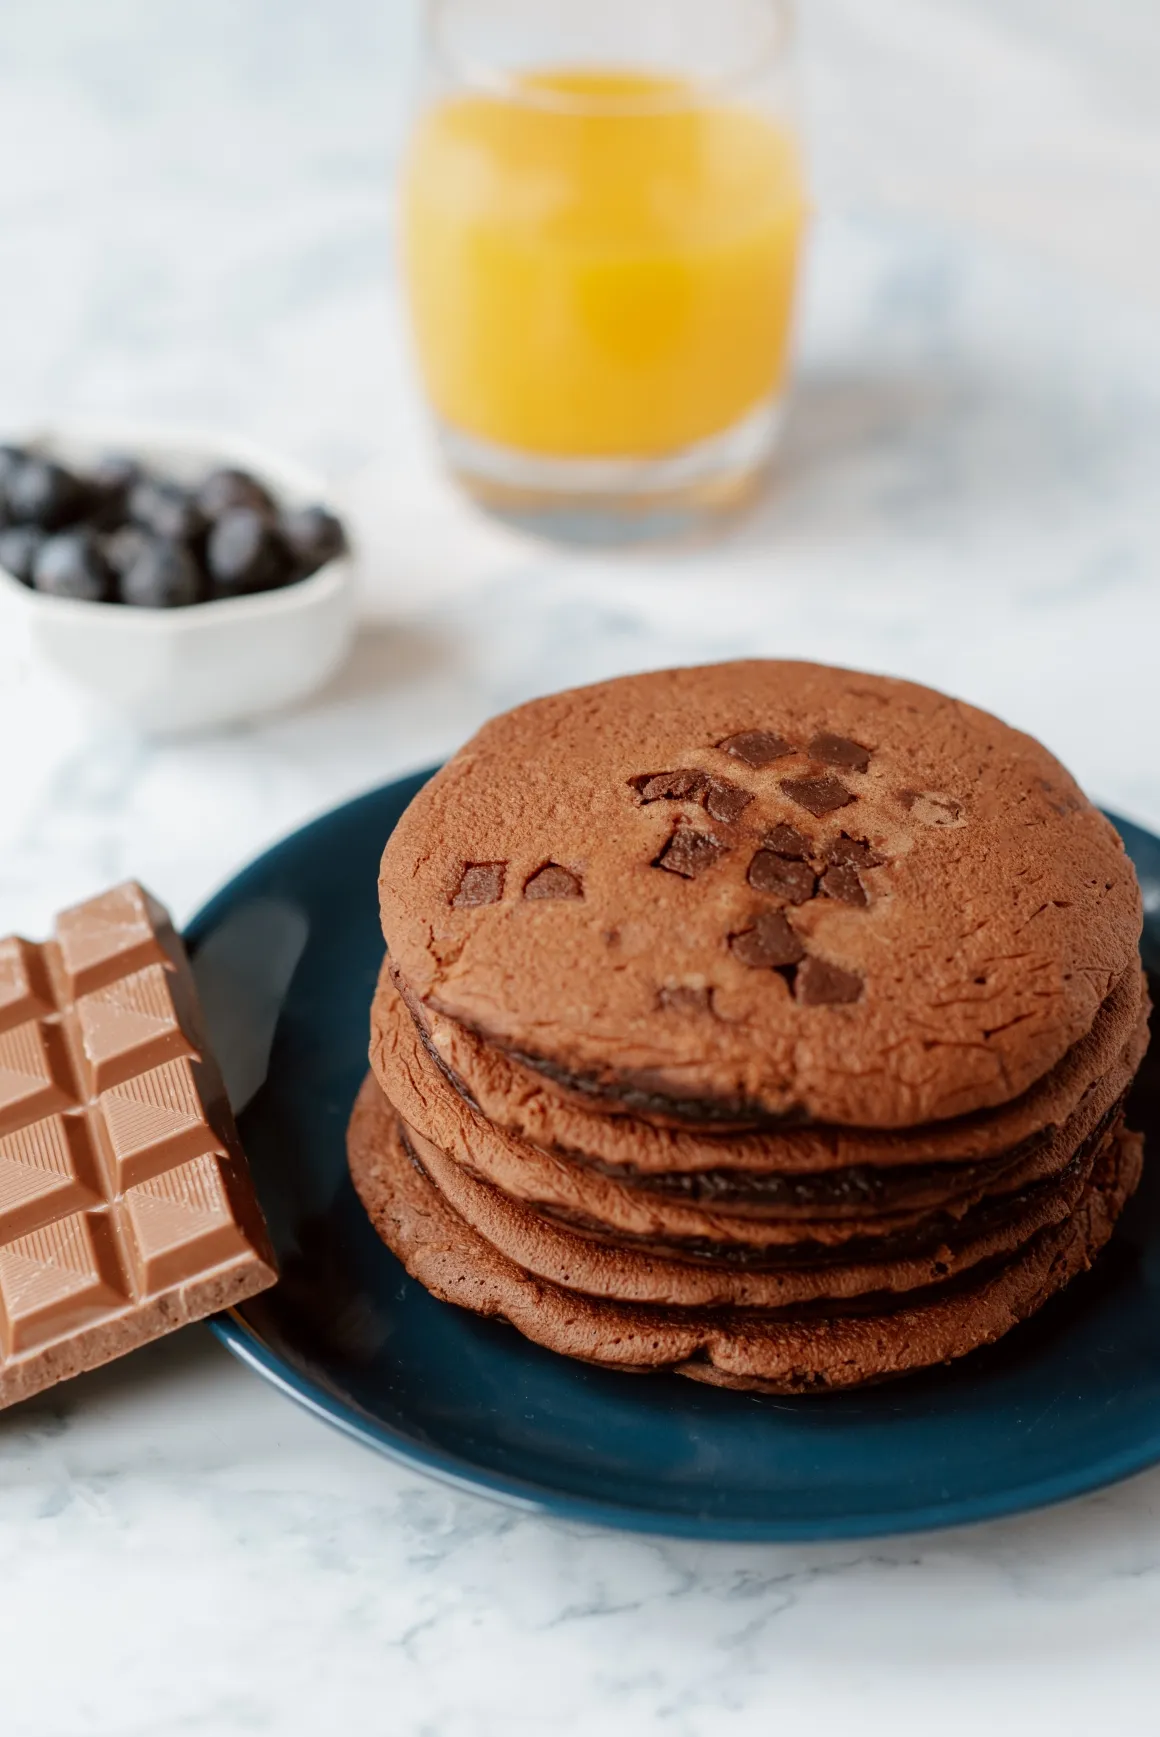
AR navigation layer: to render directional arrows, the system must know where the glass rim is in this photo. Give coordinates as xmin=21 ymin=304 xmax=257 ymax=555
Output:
xmin=424 ymin=0 xmax=795 ymax=113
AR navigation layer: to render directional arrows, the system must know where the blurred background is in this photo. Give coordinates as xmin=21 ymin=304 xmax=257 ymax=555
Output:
xmin=1 ymin=0 xmax=1159 ymax=932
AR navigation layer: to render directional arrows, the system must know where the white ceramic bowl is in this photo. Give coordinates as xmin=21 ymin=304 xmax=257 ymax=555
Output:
xmin=0 ymin=424 xmax=356 ymax=733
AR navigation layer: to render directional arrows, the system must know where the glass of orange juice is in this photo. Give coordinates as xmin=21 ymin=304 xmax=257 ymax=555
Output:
xmin=401 ymin=0 xmax=804 ymax=541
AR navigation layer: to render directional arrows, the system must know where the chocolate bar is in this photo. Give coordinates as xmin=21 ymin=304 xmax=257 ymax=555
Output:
xmin=0 ymin=882 xmax=276 ymax=1407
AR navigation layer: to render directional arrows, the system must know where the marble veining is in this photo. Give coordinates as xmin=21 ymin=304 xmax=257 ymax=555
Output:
xmin=1 ymin=1 xmax=1160 ymax=1733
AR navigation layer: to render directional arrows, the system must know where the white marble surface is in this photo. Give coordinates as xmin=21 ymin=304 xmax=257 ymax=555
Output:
xmin=2 ymin=3 xmax=1160 ymax=1732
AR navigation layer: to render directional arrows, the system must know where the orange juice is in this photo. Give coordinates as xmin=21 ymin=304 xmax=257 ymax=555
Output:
xmin=402 ymin=70 xmax=805 ymax=459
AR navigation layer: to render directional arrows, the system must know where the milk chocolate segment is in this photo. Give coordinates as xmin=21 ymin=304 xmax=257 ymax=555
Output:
xmin=0 ymin=1020 xmax=77 ymax=1135
xmin=0 ymin=882 xmax=276 ymax=1408
xmin=0 ymin=1209 xmax=126 ymax=1355
xmin=0 ymin=939 xmax=56 ymax=1032
xmin=97 ymin=1055 xmax=228 ymax=1190
xmin=122 ymin=1152 xmax=257 ymax=1295
xmin=0 ymin=1115 xmax=102 ymax=1241
xmin=75 ymin=963 xmax=195 ymax=1093
xmin=55 ymin=882 xmax=175 ymax=997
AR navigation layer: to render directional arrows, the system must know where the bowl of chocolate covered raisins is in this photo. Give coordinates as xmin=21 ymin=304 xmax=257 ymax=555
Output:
xmin=0 ymin=424 xmax=355 ymax=732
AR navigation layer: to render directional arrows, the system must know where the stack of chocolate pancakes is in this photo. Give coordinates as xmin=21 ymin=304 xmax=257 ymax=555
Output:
xmin=349 ymin=662 xmax=1148 ymax=1392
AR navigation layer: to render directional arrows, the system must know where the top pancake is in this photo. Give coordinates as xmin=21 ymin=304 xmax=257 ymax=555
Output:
xmin=380 ymin=661 xmax=1141 ymax=1128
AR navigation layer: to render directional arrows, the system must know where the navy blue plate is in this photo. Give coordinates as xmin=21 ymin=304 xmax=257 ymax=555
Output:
xmin=189 ymin=777 xmax=1160 ymax=1540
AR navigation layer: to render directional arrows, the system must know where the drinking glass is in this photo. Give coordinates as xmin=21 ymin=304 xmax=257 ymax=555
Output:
xmin=402 ymin=0 xmax=804 ymax=541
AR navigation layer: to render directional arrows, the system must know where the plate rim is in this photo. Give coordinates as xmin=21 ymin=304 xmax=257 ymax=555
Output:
xmin=192 ymin=777 xmax=1160 ymax=1542
xmin=206 ymin=1306 xmax=1160 ymax=1542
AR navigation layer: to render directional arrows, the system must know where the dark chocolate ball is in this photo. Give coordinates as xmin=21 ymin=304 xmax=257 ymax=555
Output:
xmin=86 ymin=453 xmax=140 ymax=529
xmin=0 ymin=524 xmax=46 ymax=585
xmin=103 ymin=524 xmax=151 ymax=577
xmin=206 ymin=506 xmax=289 ymax=596
xmin=0 ymin=444 xmax=27 ymax=495
xmin=32 ymin=528 xmax=113 ymax=601
xmin=128 ymin=477 xmax=205 ymax=543
xmin=6 ymin=457 xmax=88 ymax=530
xmin=197 ymin=466 xmax=275 ymax=521
xmin=280 ymin=504 xmax=347 ymax=578
xmin=120 ymin=538 xmax=203 ymax=608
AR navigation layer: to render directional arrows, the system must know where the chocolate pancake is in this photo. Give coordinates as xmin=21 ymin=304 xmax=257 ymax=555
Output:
xmin=399 ymin=1107 xmax=1117 ymax=1307
xmin=371 ymin=966 xmax=1146 ymax=1250
xmin=384 ymin=959 xmax=1147 ymax=1174
xmin=380 ymin=663 xmax=1142 ymax=1129
xmin=347 ymin=1074 xmax=1143 ymax=1393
